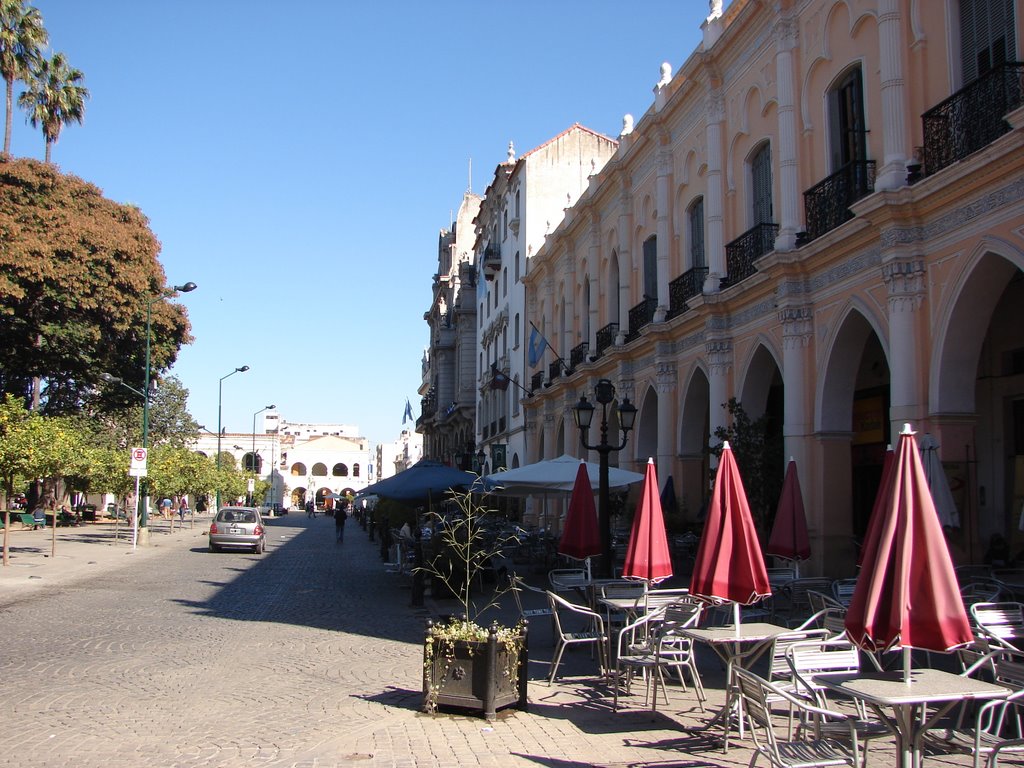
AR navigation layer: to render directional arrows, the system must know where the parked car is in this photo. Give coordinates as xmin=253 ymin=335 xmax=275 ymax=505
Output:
xmin=208 ymin=506 xmax=266 ymax=554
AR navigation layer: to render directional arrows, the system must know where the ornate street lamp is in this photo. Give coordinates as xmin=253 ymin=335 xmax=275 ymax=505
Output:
xmin=216 ymin=366 xmax=250 ymax=509
xmin=573 ymin=378 xmax=637 ymax=578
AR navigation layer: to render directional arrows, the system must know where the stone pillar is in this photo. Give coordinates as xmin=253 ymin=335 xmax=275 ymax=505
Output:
xmin=655 ymin=360 xmax=678 ymax=485
xmin=704 ymin=88 xmax=726 ymax=292
xmin=774 ymin=14 xmax=801 ymax=251
xmin=656 ymin=138 xmax=673 ymax=319
xmin=779 ymin=305 xmax=813 ymax=467
xmin=883 ymin=257 xmax=927 ymax=431
xmin=706 ymin=338 xmax=732 ymax=461
xmin=876 ymin=0 xmax=909 ymax=190
xmin=616 ymin=182 xmax=633 ymax=345
xmin=588 ymin=215 xmax=601 ymax=355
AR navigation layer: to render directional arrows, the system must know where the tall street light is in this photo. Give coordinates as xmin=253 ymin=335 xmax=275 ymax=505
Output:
xmin=216 ymin=366 xmax=250 ymax=509
xmin=250 ymin=404 xmax=275 ymax=505
xmin=140 ymin=281 xmax=197 ymax=535
xmin=572 ymin=378 xmax=637 ymax=578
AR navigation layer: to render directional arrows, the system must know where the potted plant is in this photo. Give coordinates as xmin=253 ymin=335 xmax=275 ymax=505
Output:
xmin=420 ymin=488 xmax=528 ymax=721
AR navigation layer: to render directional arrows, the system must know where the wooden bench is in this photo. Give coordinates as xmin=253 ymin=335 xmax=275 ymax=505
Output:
xmin=19 ymin=512 xmax=43 ymax=530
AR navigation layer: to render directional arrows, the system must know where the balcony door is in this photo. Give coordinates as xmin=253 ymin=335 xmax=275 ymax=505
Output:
xmin=751 ymin=142 xmax=773 ymax=226
xmin=828 ymin=66 xmax=867 ymax=172
xmin=960 ymin=0 xmax=1016 ymax=85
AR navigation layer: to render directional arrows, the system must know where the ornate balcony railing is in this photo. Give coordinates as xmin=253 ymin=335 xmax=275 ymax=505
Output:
xmin=667 ymin=266 xmax=708 ymax=319
xmin=922 ymin=62 xmax=1024 ymax=178
xmin=803 ymin=160 xmax=876 ymax=241
xmin=531 ymin=371 xmax=544 ymax=392
xmin=723 ymin=223 xmax=778 ymax=288
xmin=570 ymin=341 xmax=589 ymax=369
xmin=594 ymin=323 xmax=618 ymax=360
xmin=548 ymin=360 xmax=562 ymax=382
xmin=482 ymin=243 xmax=501 ymax=280
xmin=625 ymin=297 xmax=657 ymax=342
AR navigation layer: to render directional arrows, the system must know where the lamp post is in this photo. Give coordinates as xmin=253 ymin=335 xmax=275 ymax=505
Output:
xmin=216 ymin=366 xmax=250 ymax=510
xmin=250 ymin=405 xmax=275 ymax=505
xmin=573 ymin=378 xmax=637 ymax=578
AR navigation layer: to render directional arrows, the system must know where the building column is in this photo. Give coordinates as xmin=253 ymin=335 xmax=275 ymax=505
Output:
xmin=616 ymin=181 xmax=633 ymax=345
xmin=562 ymin=241 xmax=575 ymax=369
xmin=656 ymin=138 xmax=673 ymax=319
xmin=883 ymin=257 xmax=927 ymax=431
xmin=588 ymin=215 xmax=601 ymax=356
xmin=655 ymin=360 xmax=678 ymax=485
xmin=706 ymin=338 xmax=732 ymax=462
xmin=704 ymin=88 xmax=726 ymax=292
xmin=876 ymin=0 xmax=909 ymax=190
xmin=774 ymin=13 xmax=801 ymax=251
xmin=779 ymin=305 xmax=813 ymax=469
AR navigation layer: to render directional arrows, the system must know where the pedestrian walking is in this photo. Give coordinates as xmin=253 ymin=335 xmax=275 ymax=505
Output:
xmin=334 ymin=506 xmax=346 ymax=543
xmin=306 ymin=499 xmax=315 ymax=518
xmin=178 ymin=498 xmax=188 ymax=523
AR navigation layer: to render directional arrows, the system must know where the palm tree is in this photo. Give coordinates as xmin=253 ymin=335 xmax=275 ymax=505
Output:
xmin=18 ymin=50 xmax=87 ymax=163
xmin=0 ymin=0 xmax=47 ymax=156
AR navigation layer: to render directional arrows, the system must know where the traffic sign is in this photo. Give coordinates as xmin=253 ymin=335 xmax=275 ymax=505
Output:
xmin=129 ymin=446 xmax=148 ymax=477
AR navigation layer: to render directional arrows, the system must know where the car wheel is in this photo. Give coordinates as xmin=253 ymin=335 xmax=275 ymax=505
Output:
xmin=209 ymin=542 xmax=219 ymax=553
xmin=254 ymin=540 xmax=264 ymax=554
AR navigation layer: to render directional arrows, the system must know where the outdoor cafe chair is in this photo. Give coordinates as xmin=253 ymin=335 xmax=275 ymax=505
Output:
xmin=510 ymin=574 xmax=554 ymax=631
xmin=779 ymin=577 xmax=833 ymax=626
xmin=611 ymin=601 xmax=705 ymax=712
xmin=734 ymin=666 xmax=862 ymax=768
xmin=972 ymin=602 xmax=1024 ymax=653
xmin=925 ymin=649 xmax=1024 ymax=768
xmin=546 ymin=590 xmax=607 ymax=684
xmin=831 ymin=578 xmax=857 ymax=606
xmin=548 ymin=567 xmax=590 ymax=595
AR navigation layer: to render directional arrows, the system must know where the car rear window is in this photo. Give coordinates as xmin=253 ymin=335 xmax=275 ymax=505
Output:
xmin=217 ymin=509 xmax=255 ymax=522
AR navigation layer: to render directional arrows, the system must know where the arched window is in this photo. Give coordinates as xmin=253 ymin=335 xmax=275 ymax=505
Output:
xmin=353 ymin=464 xmax=360 ymax=477
xmin=828 ymin=66 xmax=866 ymax=172
xmin=503 ymin=267 xmax=508 ymax=297
xmin=332 ymin=463 xmax=348 ymax=477
xmin=750 ymin=142 xmax=773 ymax=225
xmin=290 ymin=462 xmax=307 ymax=476
xmin=514 ymin=252 xmax=521 ymax=281
xmin=514 ymin=313 xmax=520 ymax=348
xmin=312 ymin=463 xmax=328 ymax=477
xmin=642 ymin=235 xmax=657 ymax=300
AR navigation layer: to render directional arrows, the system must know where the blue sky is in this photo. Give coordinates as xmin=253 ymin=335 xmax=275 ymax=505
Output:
xmin=12 ymin=1 xmax=707 ymax=447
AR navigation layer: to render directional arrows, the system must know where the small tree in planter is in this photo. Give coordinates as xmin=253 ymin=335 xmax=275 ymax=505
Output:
xmin=420 ymin=488 xmax=527 ymax=721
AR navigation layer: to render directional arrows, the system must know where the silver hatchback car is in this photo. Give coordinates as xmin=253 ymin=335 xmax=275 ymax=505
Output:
xmin=208 ymin=506 xmax=266 ymax=554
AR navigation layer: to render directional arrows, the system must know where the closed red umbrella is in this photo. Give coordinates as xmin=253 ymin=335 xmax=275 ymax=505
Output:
xmin=558 ymin=461 xmax=601 ymax=561
xmin=690 ymin=442 xmax=772 ymax=621
xmin=766 ymin=459 xmax=811 ymax=570
xmin=622 ymin=458 xmax=673 ymax=584
xmin=845 ymin=425 xmax=973 ymax=677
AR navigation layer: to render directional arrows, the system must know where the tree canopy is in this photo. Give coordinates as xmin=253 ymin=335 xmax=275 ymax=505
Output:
xmin=0 ymin=158 xmax=192 ymax=414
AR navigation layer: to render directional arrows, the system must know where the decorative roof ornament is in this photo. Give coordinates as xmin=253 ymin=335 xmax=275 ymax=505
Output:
xmin=708 ymin=0 xmax=723 ymax=21
xmin=657 ymin=62 xmax=672 ymax=89
xmin=620 ymin=114 xmax=634 ymax=137
xmin=507 ymin=141 xmax=516 ymax=163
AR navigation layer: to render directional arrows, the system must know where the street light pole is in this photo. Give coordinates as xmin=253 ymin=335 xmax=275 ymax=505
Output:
xmin=250 ymin=404 xmax=275 ymax=505
xmin=139 ymin=282 xmax=197 ymax=537
xmin=216 ymin=365 xmax=250 ymax=510
xmin=573 ymin=378 xmax=637 ymax=578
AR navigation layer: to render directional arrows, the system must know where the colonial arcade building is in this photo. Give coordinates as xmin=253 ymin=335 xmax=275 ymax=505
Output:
xmin=523 ymin=0 xmax=1024 ymax=576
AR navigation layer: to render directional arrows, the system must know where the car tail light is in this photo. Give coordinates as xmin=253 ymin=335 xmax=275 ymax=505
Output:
xmin=209 ymin=523 xmax=218 ymax=534
xmin=254 ymin=525 xmax=263 ymax=536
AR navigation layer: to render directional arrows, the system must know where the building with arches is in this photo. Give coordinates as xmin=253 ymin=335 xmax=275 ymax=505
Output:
xmin=522 ymin=0 xmax=1024 ymax=575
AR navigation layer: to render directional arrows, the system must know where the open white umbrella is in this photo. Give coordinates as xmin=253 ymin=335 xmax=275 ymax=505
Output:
xmin=483 ymin=454 xmax=643 ymax=495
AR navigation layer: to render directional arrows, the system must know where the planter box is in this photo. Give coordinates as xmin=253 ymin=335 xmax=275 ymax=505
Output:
xmin=422 ymin=621 xmax=528 ymax=721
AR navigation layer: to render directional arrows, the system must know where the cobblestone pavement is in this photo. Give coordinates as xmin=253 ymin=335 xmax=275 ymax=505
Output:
xmin=0 ymin=515 xmax=984 ymax=768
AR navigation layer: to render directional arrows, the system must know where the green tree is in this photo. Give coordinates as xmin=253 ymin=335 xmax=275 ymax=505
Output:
xmin=711 ymin=397 xmax=784 ymax=532
xmin=17 ymin=50 xmax=87 ymax=164
xmin=147 ymin=445 xmax=218 ymax=505
xmin=0 ymin=0 xmax=46 ymax=157
xmin=0 ymin=159 xmax=193 ymax=414
xmin=0 ymin=393 xmax=81 ymax=506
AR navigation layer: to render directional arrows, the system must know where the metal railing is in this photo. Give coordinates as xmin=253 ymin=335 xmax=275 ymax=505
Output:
xmin=594 ymin=323 xmax=618 ymax=360
xmin=922 ymin=62 xmax=1024 ymax=178
xmin=668 ymin=266 xmax=708 ymax=319
xmin=723 ymin=223 xmax=778 ymax=288
xmin=531 ymin=371 xmax=544 ymax=392
xmin=548 ymin=360 xmax=562 ymax=382
xmin=570 ymin=341 xmax=589 ymax=369
xmin=803 ymin=160 xmax=876 ymax=241
xmin=625 ymin=297 xmax=657 ymax=342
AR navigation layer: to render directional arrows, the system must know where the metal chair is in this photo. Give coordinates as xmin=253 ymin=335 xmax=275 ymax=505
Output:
xmin=972 ymin=602 xmax=1024 ymax=653
xmin=510 ymin=574 xmax=554 ymax=627
xmin=926 ymin=649 xmax=1024 ymax=768
xmin=546 ymin=590 xmax=607 ymax=684
xmin=831 ymin=578 xmax=857 ymax=606
xmin=780 ymin=577 xmax=833 ymax=626
xmin=734 ymin=666 xmax=862 ymax=768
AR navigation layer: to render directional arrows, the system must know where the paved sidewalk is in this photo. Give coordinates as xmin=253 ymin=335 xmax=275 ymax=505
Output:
xmin=0 ymin=513 xmax=210 ymax=597
xmin=0 ymin=513 xmax=983 ymax=768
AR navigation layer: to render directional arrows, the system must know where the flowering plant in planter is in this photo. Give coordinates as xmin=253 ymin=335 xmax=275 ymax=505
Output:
xmin=419 ymin=487 xmax=527 ymax=720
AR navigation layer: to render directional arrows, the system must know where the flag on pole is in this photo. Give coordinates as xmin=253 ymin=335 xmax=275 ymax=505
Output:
xmin=402 ymin=398 xmax=414 ymax=424
xmin=489 ymin=362 xmax=510 ymax=391
xmin=528 ymin=326 xmax=549 ymax=368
